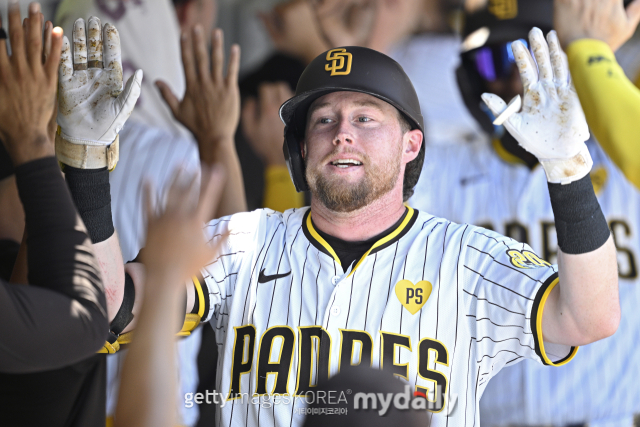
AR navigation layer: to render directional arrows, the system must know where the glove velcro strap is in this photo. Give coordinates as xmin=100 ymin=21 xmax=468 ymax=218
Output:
xmin=98 ymin=333 xmax=121 ymax=354
xmin=540 ymin=146 xmax=593 ymax=185
xmin=56 ymin=131 xmax=119 ymax=171
xmin=117 ymin=331 xmax=133 ymax=345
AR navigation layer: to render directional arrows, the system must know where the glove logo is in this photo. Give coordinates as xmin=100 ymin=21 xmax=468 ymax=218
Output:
xmin=507 ymin=249 xmax=551 ymax=269
xmin=488 ymin=0 xmax=518 ymax=20
xmin=395 ymin=280 xmax=432 ymax=315
xmin=325 ymin=48 xmax=353 ymax=76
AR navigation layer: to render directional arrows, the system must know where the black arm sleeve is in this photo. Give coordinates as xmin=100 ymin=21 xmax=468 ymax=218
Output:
xmin=0 ymin=157 xmax=108 ymax=373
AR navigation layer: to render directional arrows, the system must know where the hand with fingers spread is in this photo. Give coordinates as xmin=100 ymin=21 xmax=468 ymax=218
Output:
xmin=156 ymin=27 xmax=241 ymax=165
xmin=482 ymin=28 xmax=592 ymax=185
xmin=0 ymin=2 xmax=63 ymax=166
xmin=56 ymin=17 xmax=142 ymax=148
xmin=555 ymin=0 xmax=640 ymax=52
xmin=241 ymin=82 xmax=293 ymax=167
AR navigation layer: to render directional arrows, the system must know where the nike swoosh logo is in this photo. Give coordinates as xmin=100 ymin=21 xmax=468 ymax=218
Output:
xmin=258 ymin=269 xmax=292 ymax=284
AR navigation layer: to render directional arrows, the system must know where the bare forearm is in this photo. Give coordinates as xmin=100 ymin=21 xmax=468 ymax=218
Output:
xmin=114 ymin=273 xmax=183 ymax=427
xmin=93 ymin=233 xmax=125 ymax=322
xmin=200 ymin=140 xmax=247 ymax=218
xmin=544 ymin=235 xmax=619 ymax=346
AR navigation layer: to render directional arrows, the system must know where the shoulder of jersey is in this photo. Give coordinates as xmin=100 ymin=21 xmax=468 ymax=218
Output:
xmin=202 ymin=208 xmax=306 ymax=251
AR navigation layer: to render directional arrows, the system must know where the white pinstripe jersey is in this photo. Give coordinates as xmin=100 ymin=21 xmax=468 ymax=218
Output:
xmin=201 ymin=206 xmax=575 ymax=427
xmin=410 ymin=138 xmax=640 ymax=426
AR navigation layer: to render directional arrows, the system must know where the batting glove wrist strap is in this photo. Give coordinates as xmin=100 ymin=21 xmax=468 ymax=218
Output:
xmin=56 ymin=130 xmax=119 ymax=171
xmin=65 ymin=165 xmax=114 ymax=243
xmin=548 ymin=174 xmax=610 ymax=254
xmin=539 ymin=145 xmax=593 ymax=185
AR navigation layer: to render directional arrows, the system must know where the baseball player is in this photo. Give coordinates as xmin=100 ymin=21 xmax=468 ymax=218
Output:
xmin=59 ymin=16 xmax=618 ymax=427
xmin=190 ymin=41 xmax=619 ymax=426
xmin=405 ymin=2 xmax=640 ymax=427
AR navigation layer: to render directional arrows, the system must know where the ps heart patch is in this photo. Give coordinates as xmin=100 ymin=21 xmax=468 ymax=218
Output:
xmin=395 ymin=280 xmax=432 ymax=315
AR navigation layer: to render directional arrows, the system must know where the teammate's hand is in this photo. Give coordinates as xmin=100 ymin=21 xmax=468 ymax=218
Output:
xmin=0 ymin=2 xmax=62 ymax=166
xmin=310 ymin=0 xmax=377 ymax=49
xmin=482 ymin=28 xmax=592 ymax=185
xmin=554 ymin=0 xmax=640 ymax=52
xmin=57 ymin=17 xmax=143 ymax=145
xmin=241 ymin=82 xmax=293 ymax=167
xmin=156 ymin=27 xmax=240 ymax=165
xmin=141 ymin=165 xmax=227 ymax=288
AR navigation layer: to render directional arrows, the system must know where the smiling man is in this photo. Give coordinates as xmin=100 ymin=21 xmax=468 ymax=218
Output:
xmin=80 ymin=40 xmax=620 ymax=426
xmin=176 ymin=42 xmax=620 ymax=426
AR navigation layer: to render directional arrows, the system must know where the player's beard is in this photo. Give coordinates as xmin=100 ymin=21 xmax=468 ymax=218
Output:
xmin=306 ymin=144 xmax=402 ymax=213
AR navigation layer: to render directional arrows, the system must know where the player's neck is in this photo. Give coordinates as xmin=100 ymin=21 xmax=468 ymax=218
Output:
xmin=310 ymin=191 xmax=407 ymax=242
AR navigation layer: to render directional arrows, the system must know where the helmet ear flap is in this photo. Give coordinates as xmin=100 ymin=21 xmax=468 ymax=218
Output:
xmin=283 ymin=125 xmax=309 ymax=193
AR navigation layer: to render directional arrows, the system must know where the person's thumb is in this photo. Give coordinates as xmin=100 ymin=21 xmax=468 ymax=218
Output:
xmin=481 ymin=93 xmax=508 ymax=118
xmin=115 ymin=69 xmax=143 ymax=118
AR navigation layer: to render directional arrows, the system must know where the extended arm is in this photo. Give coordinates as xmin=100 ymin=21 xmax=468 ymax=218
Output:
xmin=54 ymin=17 xmax=143 ymax=349
xmin=483 ymin=28 xmax=619 ymax=347
xmin=157 ymin=27 xmax=247 ymax=219
xmin=554 ymin=0 xmax=640 ymax=189
xmin=0 ymin=4 xmax=108 ymax=371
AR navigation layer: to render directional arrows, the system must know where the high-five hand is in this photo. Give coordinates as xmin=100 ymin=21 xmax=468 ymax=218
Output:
xmin=0 ymin=3 xmax=62 ymax=166
xmin=482 ymin=28 xmax=591 ymax=185
xmin=156 ymin=27 xmax=240 ymax=165
xmin=57 ymin=17 xmax=142 ymax=168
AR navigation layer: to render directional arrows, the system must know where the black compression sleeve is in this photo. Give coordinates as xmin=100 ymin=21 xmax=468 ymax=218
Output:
xmin=64 ymin=166 xmax=114 ymax=243
xmin=0 ymin=156 xmax=110 ymax=373
xmin=548 ymin=174 xmax=610 ymax=254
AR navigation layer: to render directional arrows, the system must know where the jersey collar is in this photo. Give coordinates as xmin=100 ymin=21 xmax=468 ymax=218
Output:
xmin=302 ymin=206 xmax=418 ymax=277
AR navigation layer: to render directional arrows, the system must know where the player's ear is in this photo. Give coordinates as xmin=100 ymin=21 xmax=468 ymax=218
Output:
xmin=402 ymin=129 xmax=422 ymax=164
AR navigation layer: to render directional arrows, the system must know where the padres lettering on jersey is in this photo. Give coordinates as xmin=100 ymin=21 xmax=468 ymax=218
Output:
xmin=200 ymin=207 xmax=576 ymax=427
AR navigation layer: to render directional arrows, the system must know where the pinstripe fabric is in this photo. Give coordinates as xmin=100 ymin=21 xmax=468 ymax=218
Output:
xmin=109 ymin=121 xmax=200 ymax=263
xmin=410 ymin=138 xmax=640 ymax=426
xmin=200 ymin=207 xmax=564 ymax=427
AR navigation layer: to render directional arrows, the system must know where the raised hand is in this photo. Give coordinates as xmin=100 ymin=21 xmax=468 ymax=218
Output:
xmin=0 ymin=2 xmax=62 ymax=166
xmin=57 ymin=17 xmax=142 ymax=148
xmin=241 ymin=82 xmax=293 ymax=167
xmin=554 ymin=0 xmax=640 ymax=52
xmin=482 ymin=28 xmax=591 ymax=185
xmin=156 ymin=27 xmax=240 ymax=165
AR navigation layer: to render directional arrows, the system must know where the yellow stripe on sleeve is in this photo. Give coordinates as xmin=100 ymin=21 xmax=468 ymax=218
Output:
xmin=534 ymin=277 xmax=579 ymax=366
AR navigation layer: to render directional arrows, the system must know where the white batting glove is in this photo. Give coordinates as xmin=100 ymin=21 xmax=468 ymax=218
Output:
xmin=57 ymin=17 xmax=142 ymax=146
xmin=481 ymin=28 xmax=592 ymax=185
